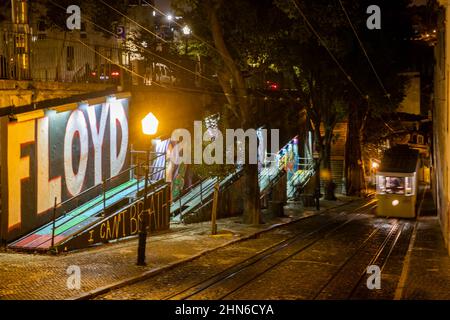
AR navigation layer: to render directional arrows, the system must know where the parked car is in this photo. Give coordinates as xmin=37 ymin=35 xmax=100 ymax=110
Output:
xmin=89 ymin=63 xmax=121 ymax=84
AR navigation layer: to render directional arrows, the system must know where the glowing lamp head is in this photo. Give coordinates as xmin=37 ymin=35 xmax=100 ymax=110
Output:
xmin=167 ymin=14 xmax=173 ymax=21
xmin=182 ymin=25 xmax=191 ymax=35
xmin=392 ymin=200 xmax=399 ymax=207
xmin=372 ymin=162 xmax=379 ymax=169
xmin=142 ymin=112 xmax=159 ymax=136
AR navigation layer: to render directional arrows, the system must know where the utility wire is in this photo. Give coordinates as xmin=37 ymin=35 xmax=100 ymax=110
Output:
xmin=140 ymin=0 xmax=235 ymax=65
xmin=290 ymin=0 xmax=366 ymax=99
xmin=338 ymin=0 xmax=388 ymax=96
xmin=47 ymin=0 xmax=220 ymax=87
xmin=290 ymin=0 xmax=394 ymax=133
xmin=338 ymin=0 xmax=408 ymax=133
xmin=130 ymin=0 xmax=300 ymax=105
xmin=99 ymin=0 xmax=167 ymax=43
xmin=43 ymin=0 xmax=305 ymax=105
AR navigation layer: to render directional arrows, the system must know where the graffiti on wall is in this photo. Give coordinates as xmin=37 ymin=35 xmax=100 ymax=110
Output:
xmin=152 ymin=139 xmax=190 ymax=199
xmin=1 ymin=97 xmax=130 ymax=242
xmin=58 ymin=184 xmax=170 ymax=251
xmin=278 ymin=138 xmax=299 ymax=180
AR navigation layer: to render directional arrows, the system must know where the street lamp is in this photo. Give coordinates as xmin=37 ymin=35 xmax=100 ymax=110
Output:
xmin=167 ymin=14 xmax=173 ymax=30
xmin=371 ymin=160 xmax=380 ymax=190
xmin=137 ymin=112 xmax=159 ymax=266
xmin=182 ymin=25 xmax=191 ymax=56
xmin=182 ymin=25 xmax=191 ymax=36
xmin=142 ymin=112 xmax=159 ymax=135
xmin=313 ymin=151 xmax=321 ymax=211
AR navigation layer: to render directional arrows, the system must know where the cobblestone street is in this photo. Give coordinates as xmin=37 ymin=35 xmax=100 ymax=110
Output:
xmin=1 ymin=191 xmax=449 ymax=300
xmin=0 ymin=197 xmax=351 ymax=300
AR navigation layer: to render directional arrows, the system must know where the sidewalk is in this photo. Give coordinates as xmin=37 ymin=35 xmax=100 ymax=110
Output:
xmin=397 ymin=187 xmax=450 ymax=299
xmin=0 ymin=195 xmax=356 ymax=300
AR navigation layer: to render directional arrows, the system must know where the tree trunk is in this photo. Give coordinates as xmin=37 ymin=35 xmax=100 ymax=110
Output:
xmin=207 ymin=2 xmax=261 ymax=225
xmin=242 ymin=162 xmax=261 ymax=224
xmin=322 ymin=137 xmax=336 ymax=200
xmin=345 ymin=102 xmax=365 ymax=196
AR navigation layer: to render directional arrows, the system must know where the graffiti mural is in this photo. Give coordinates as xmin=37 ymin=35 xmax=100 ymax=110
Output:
xmin=277 ymin=138 xmax=299 ymax=180
xmin=58 ymin=184 xmax=170 ymax=252
xmin=0 ymin=96 xmax=130 ymax=243
xmin=153 ymin=139 xmax=190 ymax=199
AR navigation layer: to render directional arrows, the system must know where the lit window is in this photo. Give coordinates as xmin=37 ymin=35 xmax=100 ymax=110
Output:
xmin=417 ymin=135 xmax=424 ymax=144
xmin=377 ymin=176 xmax=407 ymax=195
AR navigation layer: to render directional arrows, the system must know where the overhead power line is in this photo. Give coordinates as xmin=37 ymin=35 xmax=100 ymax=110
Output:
xmin=338 ymin=0 xmax=408 ymax=133
xmin=43 ymin=0 xmax=307 ymax=105
xmin=290 ymin=0 xmax=366 ymax=99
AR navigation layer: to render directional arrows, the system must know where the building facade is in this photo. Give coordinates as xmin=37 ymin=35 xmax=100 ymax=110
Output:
xmin=433 ymin=0 xmax=450 ymax=254
xmin=0 ymin=0 xmax=126 ymax=83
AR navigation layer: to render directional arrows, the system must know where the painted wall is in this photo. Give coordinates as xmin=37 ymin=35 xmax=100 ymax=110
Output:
xmin=0 ymin=97 xmax=130 ymax=243
xmin=152 ymin=138 xmax=191 ymax=199
xmin=0 ymin=80 xmax=115 ymax=109
xmin=433 ymin=1 xmax=450 ymax=253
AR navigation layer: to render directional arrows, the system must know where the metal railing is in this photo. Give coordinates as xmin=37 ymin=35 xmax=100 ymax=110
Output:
xmin=0 ymin=27 xmax=214 ymax=87
xmin=10 ymin=151 xmax=167 ymax=250
xmin=172 ymin=169 xmax=244 ymax=221
xmin=57 ymin=181 xmax=169 ymax=250
xmin=47 ymin=155 xmax=166 ymax=249
xmin=287 ymin=159 xmax=315 ymax=199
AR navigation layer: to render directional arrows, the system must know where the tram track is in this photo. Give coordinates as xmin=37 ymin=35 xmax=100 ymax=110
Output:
xmin=160 ymin=201 xmax=378 ymax=300
xmin=313 ymin=219 xmax=405 ymax=299
xmin=87 ymin=198 xmax=374 ymax=258
xmin=90 ymin=198 xmax=377 ymax=300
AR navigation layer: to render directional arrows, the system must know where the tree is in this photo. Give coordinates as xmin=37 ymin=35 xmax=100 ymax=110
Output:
xmin=275 ymin=0 xmax=350 ymax=200
xmin=276 ymin=0 xmax=412 ymax=198
xmin=172 ymin=0 xmax=289 ymax=224
xmin=337 ymin=0 xmax=412 ymax=196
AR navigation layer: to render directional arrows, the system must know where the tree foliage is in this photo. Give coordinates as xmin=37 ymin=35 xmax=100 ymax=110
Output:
xmin=275 ymin=0 xmax=413 ymax=197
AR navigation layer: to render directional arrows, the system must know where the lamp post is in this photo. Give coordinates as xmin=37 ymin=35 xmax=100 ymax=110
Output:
xmin=313 ymin=151 xmax=321 ymax=211
xmin=371 ymin=160 xmax=379 ymax=191
xmin=137 ymin=112 xmax=159 ymax=266
xmin=182 ymin=25 xmax=191 ymax=56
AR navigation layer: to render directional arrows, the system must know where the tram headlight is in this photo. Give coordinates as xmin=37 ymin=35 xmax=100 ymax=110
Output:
xmin=392 ymin=200 xmax=399 ymax=206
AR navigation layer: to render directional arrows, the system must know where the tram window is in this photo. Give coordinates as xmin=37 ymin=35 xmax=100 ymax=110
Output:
xmin=377 ymin=176 xmax=405 ymax=195
xmin=377 ymin=176 xmax=386 ymax=194
xmin=405 ymin=176 xmax=415 ymax=196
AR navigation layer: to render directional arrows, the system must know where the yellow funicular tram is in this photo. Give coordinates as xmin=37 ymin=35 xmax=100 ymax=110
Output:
xmin=376 ymin=145 xmax=420 ymax=218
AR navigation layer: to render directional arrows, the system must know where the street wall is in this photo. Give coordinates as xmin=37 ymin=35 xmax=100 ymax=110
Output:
xmin=433 ymin=1 xmax=450 ymax=253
